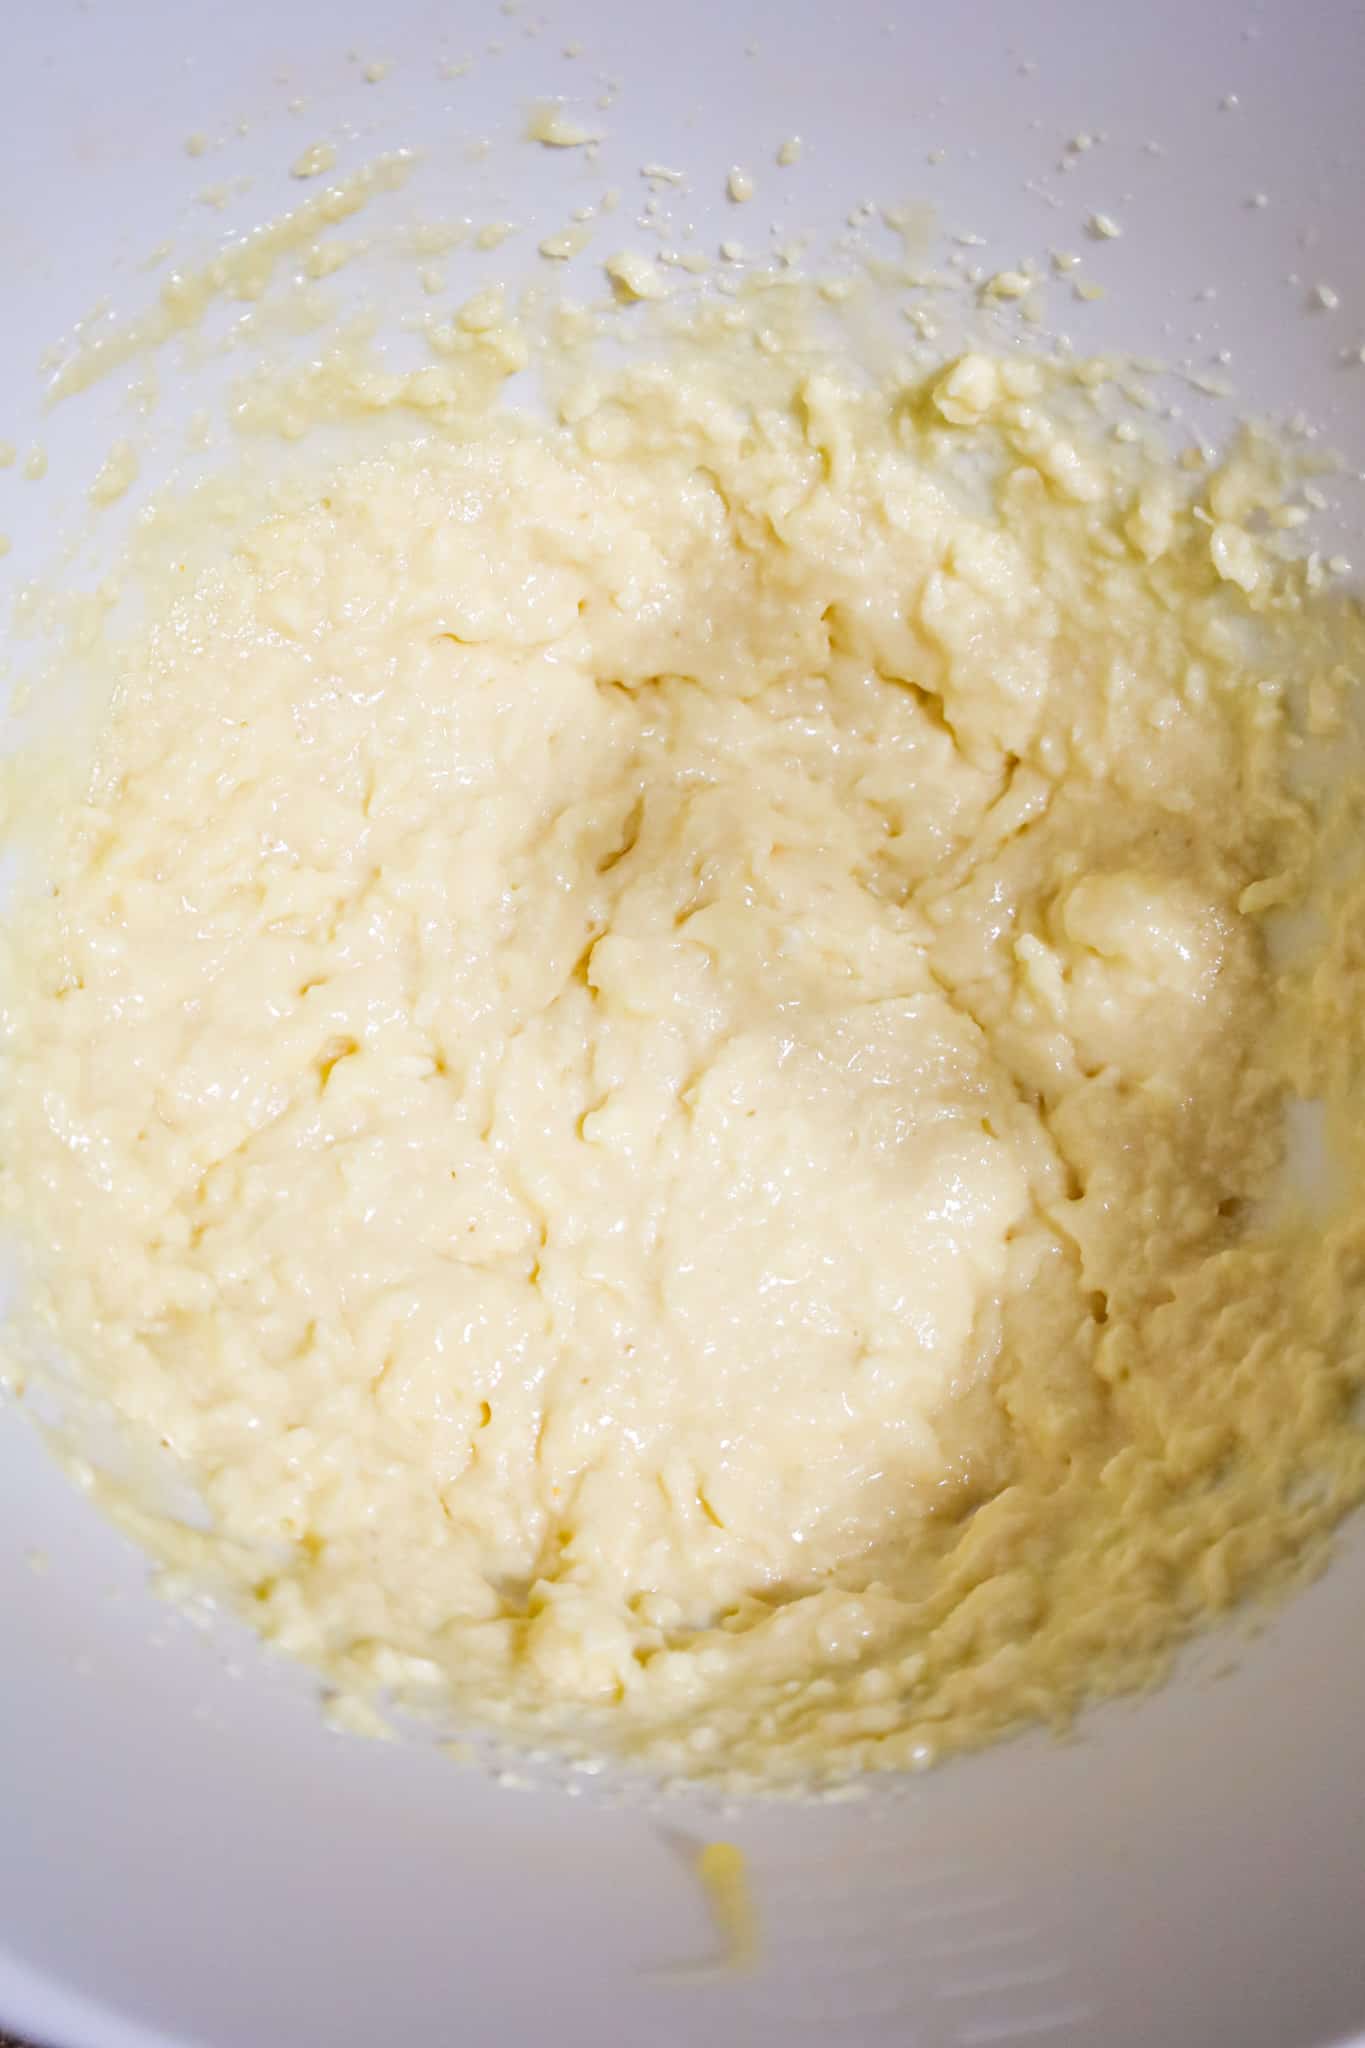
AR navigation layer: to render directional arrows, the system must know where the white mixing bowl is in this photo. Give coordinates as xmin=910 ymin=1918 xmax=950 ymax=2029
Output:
xmin=2 ymin=3 xmax=1362 ymax=2043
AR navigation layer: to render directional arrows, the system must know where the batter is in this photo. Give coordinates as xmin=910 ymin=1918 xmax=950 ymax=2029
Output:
xmin=4 ymin=335 xmax=1365 ymax=1782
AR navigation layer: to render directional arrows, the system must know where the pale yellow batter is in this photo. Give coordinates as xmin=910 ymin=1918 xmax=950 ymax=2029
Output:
xmin=4 ymin=333 xmax=1365 ymax=1783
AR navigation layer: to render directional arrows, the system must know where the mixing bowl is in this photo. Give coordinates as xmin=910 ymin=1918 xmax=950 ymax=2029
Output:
xmin=2 ymin=2 xmax=1363 ymax=2043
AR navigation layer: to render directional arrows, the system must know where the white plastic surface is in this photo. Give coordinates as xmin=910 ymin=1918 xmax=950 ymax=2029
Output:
xmin=2 ymin=3 xmax=1364 ymax=2045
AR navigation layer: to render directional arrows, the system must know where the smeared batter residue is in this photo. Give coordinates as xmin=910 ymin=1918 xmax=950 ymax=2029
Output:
xmin=695 ymin=1842 xmax=759 ymax=1971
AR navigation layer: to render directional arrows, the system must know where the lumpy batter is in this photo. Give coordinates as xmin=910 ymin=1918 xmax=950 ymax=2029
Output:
xmin=4 ymin=338 xmax=1365 ymax=1781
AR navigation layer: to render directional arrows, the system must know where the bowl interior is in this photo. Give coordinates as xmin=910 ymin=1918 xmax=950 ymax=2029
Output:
xmin=2 ymin=3 xmax=1363 ymax=2044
